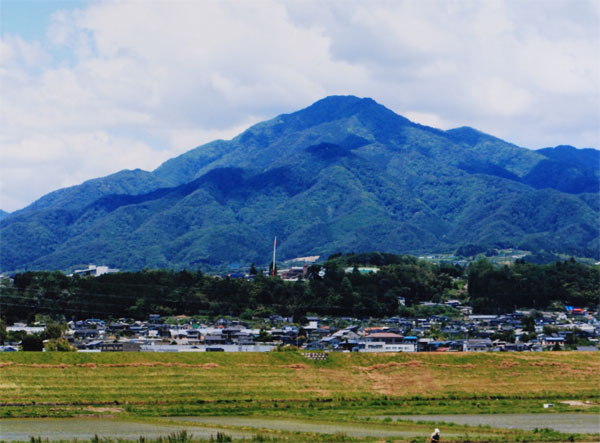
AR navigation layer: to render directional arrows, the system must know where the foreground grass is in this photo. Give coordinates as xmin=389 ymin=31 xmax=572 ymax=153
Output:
xmin=1 ymin=351 xmax=598 ymax=441
xmin=1 ymin=351 xmax=597 ymax=409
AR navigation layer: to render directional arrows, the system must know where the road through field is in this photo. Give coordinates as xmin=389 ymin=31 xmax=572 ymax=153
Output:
xmin=165 ymin=415 xmax=479 ymax=439
xmin=371 ymin=413 xmax=600 ymax=434
xmin=0 ymin=418 xmax=253 ymax=441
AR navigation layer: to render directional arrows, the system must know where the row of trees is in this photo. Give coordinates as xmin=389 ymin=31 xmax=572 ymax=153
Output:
xmin=467 ymin=258 xmax=599 ymax=313
xmin=1 ymin=253 xmax=597 ymax=323
xmin=1 ymin=253 xmax=460 ymax=322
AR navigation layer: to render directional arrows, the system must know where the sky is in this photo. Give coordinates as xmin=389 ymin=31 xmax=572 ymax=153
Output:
xmin=0 ymin=0 xmax=599 ymax=212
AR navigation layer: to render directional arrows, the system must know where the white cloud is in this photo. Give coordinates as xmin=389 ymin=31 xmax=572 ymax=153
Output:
xmin=0 ymin=34 xmax=50 ymax=68
xmin=403 ymin=111 xmax=451 ymax=130
xmin=0 ymin=0 xmax=598 ymax=211
xmin=164 ymin=118 xmax=263 ymax=155
xmin=470 ymin=78 xmax=533 ymax=116
xmin=0 ymin=131 xmax=160 ymax=212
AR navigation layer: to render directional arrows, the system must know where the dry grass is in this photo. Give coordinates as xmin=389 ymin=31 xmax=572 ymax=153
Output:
xmin=0 ymin=351 xmax=598 ymax=409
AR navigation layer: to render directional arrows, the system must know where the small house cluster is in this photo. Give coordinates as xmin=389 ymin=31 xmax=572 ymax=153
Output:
xmin=3 ymin=306 xmax=598 ymax=353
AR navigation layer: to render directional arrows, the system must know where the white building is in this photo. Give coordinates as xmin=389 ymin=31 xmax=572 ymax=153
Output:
xmin=360 ymin=342 xmax=416 ymax=352
xmin=71 ymin=264 xmax=119 ymax=277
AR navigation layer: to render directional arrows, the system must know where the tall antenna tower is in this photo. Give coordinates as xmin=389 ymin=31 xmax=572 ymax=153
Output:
xmin=272 ymin=236 xmax=277 ymax=277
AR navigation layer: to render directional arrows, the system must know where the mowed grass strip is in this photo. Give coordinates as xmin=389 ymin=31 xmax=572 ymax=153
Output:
xmin=1 ymin=352 xmax=598 ymax=408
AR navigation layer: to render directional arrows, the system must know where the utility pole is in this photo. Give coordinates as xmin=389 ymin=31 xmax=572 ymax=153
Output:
xmin=272 ymin=236 xmax=277 ymax=277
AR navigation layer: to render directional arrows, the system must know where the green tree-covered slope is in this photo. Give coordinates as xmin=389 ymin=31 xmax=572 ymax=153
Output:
xmin=1 ymin=96 xmax=598 ymax=272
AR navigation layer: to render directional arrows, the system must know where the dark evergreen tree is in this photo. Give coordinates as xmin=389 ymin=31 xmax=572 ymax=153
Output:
xmin=21 ymin=334 xmax=43 ymax=351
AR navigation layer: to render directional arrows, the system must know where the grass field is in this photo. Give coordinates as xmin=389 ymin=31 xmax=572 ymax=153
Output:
xmin=1 ymin=351 xmax=599 ymax=441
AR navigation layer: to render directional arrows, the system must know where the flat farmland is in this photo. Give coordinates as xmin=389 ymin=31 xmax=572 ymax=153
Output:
xmin=1 ymin=351 xmax=599 ymax=441
xmin=1 ymin=351 xmax=598 ymax=416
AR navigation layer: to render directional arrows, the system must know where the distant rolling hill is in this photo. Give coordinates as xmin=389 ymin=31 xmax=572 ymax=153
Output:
xmin=1 ymin=96 xmax=598 ymax=272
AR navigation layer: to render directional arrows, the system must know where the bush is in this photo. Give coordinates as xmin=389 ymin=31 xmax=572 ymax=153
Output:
xmin=41 ymin=322 xmax=66 ymax=340
xmin=21 ymin=334 xmax=43 ymax=351
xmin=44 ymin=338 xmax=76 ymax=352
xmin=155 ymin=430 xmax=192 ymax=443
xmin=275 ymin=344 xmax=299 ymax=352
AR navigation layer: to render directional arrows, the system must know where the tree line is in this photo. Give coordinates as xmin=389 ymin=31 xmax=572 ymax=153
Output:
xmin=467 ymin=257 xmax=599 ymax=313
xmin=0 ymin=253 xmax=597 ymax=323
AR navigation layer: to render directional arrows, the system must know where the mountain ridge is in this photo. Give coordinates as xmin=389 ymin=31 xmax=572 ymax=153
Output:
xmin=1 ymin=95 xmax=598 ymax=272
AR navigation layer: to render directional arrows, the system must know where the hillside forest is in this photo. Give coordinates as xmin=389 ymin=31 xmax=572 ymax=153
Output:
xmin=1 ymin=96 xmax=598 ymax=273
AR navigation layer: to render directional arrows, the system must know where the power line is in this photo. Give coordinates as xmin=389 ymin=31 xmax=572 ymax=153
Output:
xmin=0 ymin=301 xmax=126 ymax=317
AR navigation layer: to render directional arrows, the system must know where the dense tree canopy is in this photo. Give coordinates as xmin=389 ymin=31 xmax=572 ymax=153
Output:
xmin=467 ymin=258 xmax=599 ymax=313
xmin=1 ymin=254 xmax=597 ymax=322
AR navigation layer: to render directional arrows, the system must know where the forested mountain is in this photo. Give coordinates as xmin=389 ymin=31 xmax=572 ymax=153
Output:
xmin=1 ymin=96 xmax=598 ymax=272
xmin=522 ymin=145 xmax=599 ymax=194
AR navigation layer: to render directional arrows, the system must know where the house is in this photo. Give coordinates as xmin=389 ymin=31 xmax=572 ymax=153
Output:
xmin=336 ymin=339 xmax=360 ymax=351
xmin=169 ymin=329 xmax=191 ymax=339
xmin=343 ymin=267 xmax=379 ymax=274
xmin=441 ymin=327 xmax=463 ymax=338
xmin=203 ymin=333 xmax=227 ymax=345
xmin=402 ymin=336 xmax=419 ymax=345
xmin=460 ymin=306 xmax=473 ymax=315
xmin=232 ymin=332 xmax=254 ymax=345
xmin=147 ymin=325 xmax=170 ymax=338
xmin=542 ymin=336 xmax=565 ymax=348
xmin=108 ymin=322 xmax=131 ymax=334
xmin=79 ymin=340 xmax=103 ymax=350
xmin=570 ymin=308 xmax=586 ymax=317
xmin=319 ymin=329 xmax=360 ymax=350
xmin=277 ymin=265 xmax=308 ymax=280
xmin=71 ymin=264 xmax=119 ymax=277
xmin=306 ymin=328 xmax=328 ymax=342
xmin=365 ymin=332 xmax=404 ymax=344
xmin=462 ymin=339 xmax=492 ymax=352
xmin=331 ymin=329 xmax=360 ymax=341
xmin=269 ymin=315 xmax=287 ymax=324
xmin=468 ymin=315 xmax=498 ymax=325
xmin=0 ymin=345 xmax=18 ymax=352
xmin=306 ymin=316 xmax=320 ymax=329
xmin=222 ymin=325 xmax=245 ymax=341
xmin=303 ymin=340 xmax=325 ymax=350
xmin=185 ymin=329 xmax=201 ymax=340
xmin=7 ymin=324 xmax=45 ymax=335
xmin=73 ymin=328 xmax=102 ymax=339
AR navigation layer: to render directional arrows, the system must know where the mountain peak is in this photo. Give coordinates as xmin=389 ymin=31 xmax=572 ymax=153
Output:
xmin=537 ymin=144 xmax=600 ymax=171
xmin=445 ymin=126 xmax=506 ymax=147
xmin=2 ymin=97 xmax=598 ymax=272
xmin=310 ymin=94 xmax=377 ymax=108
xmin=279 ymin=95 xmax=410 ymax=132
xmin=293 ymin=95 xmax=379 ymax=120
